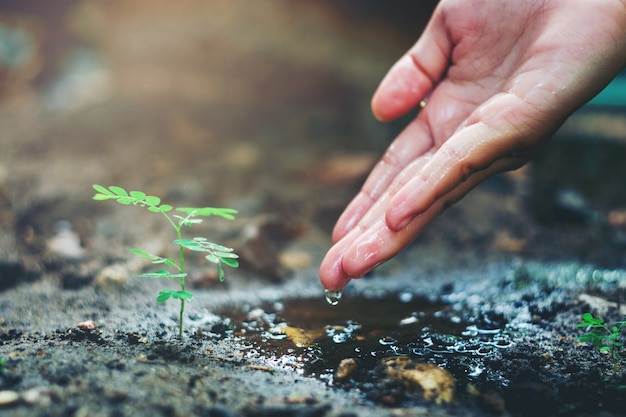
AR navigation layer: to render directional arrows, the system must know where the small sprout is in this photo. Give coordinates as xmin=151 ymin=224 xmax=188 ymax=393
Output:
xmin=93 ymin=185 xmax=239 ymax=338
xmin=577 ymin=312 xmax=625 ymax=376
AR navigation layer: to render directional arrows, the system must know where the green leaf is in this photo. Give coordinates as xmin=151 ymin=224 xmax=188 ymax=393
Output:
xmin=131 ymin=249 xmax=178 ymax=267
xmin=93 ymin=193 xmax=112 ymax=200
xmin=136 ymin=270 xmax=187 ymax=280
xmin=130 ymin=248 xmax=157 ymax=259
xmin=158 ymin=204 xmax=173 ymax=213
xmin=172 ymin=291 xmax=194 ymax=301
xmin=116 ymin=197 xmax=135 ymax=205
xmin=581 ymin=312 xmax=594 ymax=321
xmin=157 ymin=290 xmax=174 ymax=303
xmin=130 ymin=190 xmax=146 ymax=200
xmin=214 ymin=251 xmax=239 ymax=259
xmin=201 ymin=242 xmax=233 ymax=252
xmin=144 ymin=195 xmax=161 ymax=206
xmin=174 ymin=238 xmax=206 ymax=252
xmin=205 ymin=253 xmax=219 ymax=264
xmin=109 ymin=186 xmax=129 ymax=197
xmin=93 ymin=184 xmax=115 ymax=196
xmin=177 ymin=207 xmax=238 ymax=220
xmin=220 ymin=257 xmax=239 ymax=268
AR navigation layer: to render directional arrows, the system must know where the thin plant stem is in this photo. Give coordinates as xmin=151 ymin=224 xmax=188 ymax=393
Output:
xmin=176 ymin=226 xmax=185 ymax=339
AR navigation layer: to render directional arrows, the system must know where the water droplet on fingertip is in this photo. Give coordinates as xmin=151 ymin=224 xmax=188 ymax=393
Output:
xmin=324 ymin=289 xmax=342 ymax=306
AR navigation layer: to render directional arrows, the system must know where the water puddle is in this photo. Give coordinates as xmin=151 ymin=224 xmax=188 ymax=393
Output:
xmin=216 ymin=292 xmax=512 ymax=401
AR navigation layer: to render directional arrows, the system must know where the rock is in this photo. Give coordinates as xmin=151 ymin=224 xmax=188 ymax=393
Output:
xmin=46 ymin=220 xmax=85 ymax=259
xmin=233 ymin=215 xmax=304 ymax=281
xmin=21 ymin=387 xmax=51 ymax=407
xmin=94 ymin=263 xmax=130 ymax=288
xmin=334 ymin=358 xmax=357 ymax=381
xmin=578 ymin=293 xmax=626 ymax=316
xmin=76 ymin=320 xmax=97 ymax=330
xmin=0 ymin=390 xmax=19 ymax=406
xmin=66 ymin=321 xmax=102 ymax=343
xmin=381 ymin=357 xmax=455 ymax=404
xmin=279 ymin=326 xmax=324 ymax=348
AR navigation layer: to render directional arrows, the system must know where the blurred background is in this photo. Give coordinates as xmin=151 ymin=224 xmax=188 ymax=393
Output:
xmin=1 ymin=0 xmax=625 ymax=286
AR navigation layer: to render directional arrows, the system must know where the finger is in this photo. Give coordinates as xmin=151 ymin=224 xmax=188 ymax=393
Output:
xmin=332 ymin=118 xmax=434 ymax=242
xmin=371 ymin=7 xmax=450 ymax=121
xmin=341 ymin=155 xmax=529 ymax=278
xmin=322 ymin=180 xmax=411 ymax=290
xmin=318 ymin=237 xmax=352 ymax=291
xmin=385 ymin=92 xmax=550 ymax=231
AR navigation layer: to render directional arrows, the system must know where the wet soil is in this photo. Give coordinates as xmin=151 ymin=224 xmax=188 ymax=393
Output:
xmin=1 ymin=1 xmax=626 ymax=416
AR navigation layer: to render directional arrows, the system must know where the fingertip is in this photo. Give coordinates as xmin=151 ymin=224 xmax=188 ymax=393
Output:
xmin=319 ymin=243 xmax=352 ymax=292
xmin=371 ymin=54 xmax=431 ymax=122
xmin=385 ymin=210 xmax=414 ymax=233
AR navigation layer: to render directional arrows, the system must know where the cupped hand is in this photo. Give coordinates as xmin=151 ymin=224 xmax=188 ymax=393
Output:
xmin=320 ymin=0 xmax=626 ymax=290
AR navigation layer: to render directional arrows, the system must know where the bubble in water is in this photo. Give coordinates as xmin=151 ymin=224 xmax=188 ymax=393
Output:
xmin=324 ymin=289 xmax=342 ymax=306
xmin=378 ymin=336 xmax=397 ymax=346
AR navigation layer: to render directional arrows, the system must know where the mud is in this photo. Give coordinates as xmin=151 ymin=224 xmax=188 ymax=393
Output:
xmin=1 ymin=1 xmax=626 ymax=417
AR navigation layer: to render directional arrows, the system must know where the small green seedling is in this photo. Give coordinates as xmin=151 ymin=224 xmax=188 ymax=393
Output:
xmin=577 ymin=312 xmax=625 ymax=373
xmin=93 ymin=185 xmax=239 ymax=338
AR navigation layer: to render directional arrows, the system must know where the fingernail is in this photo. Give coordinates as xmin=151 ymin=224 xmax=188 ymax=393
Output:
xmin=394 ymin=215 xmax=415 ymax=231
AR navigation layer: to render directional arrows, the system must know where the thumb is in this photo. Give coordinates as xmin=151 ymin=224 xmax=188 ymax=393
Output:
xmin=371 ymin=9 xmax=450 ymax=121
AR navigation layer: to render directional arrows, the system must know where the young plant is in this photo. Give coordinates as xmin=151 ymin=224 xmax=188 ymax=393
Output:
xmin=577 ymin=312 xmax=625 ymax=372
xmin=92 ymin=185 xmax=239 ymax=338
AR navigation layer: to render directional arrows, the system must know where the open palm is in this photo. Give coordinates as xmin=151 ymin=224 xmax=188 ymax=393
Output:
xmin=320 ymin=0 xmax=626 ymax=290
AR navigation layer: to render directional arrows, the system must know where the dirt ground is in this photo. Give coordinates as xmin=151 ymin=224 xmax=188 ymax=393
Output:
xmin=1 ymin=1 xmax=626 ymax=416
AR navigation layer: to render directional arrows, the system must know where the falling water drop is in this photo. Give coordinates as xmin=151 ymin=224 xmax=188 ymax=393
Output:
xmin=324 ymin=289 xmax=342 ymax=306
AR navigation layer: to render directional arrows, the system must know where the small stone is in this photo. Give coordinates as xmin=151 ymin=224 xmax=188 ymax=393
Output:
xmin=334 ymin=358 xmax=357 ymax=381
xmin=46 ymin=221 xmax=85 ymax=259
xmin=0 ymin=390 xmax=19 ymax=406
xmin=382 ymin=357 xmax=455 ymax=404
xmin=94 ymin=264 xmax=130 ymax=288
xmin=280 ymin=325 xmax=324 ymax=348
xmin=22 ymin=387 xmax=51 ymax=406
xmin=76 ymin=320 xmax=97 ymax=330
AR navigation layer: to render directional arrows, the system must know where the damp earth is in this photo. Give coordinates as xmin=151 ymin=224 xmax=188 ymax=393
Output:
xmin=2 ymin=1 xmax=626 ymax=417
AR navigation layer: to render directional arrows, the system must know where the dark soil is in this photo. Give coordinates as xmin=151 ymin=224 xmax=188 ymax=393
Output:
xmin=1 ymin=2 xmax=626 ymax=417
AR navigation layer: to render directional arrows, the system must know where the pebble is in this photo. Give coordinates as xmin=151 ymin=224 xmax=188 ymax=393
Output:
xmin=382 ymin=357 xmax=455 ymax=404
xmin=22 ymin=387 xmax=51 ymax=407
xmin=94 ymin=264 xmax=130 ymax=288
xmin=0 ymin=390 xmax=20 ymax=406
xmin=46 ymin=220 xmax=85 ymax=259
xmin=76 ymin=319 xmax=97 ymax=330
xmin=280 ymin=325 xmax=323 ymax=348
xmin=334 ymin=358 xmax=357 ymax=381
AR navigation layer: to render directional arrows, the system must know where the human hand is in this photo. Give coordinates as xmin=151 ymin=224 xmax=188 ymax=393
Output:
xmin=320 ymin=0 xmax=626 ymax=291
